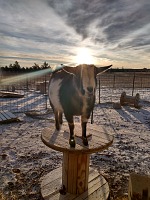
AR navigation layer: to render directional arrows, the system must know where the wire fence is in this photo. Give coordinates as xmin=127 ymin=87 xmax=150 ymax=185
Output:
xmin=0 ymin=73 xmax=50 ymax=113
xmin=0 ymin=72 xmax=150 ymax=113
xmin=97 ymin=72 xmax=150 ymax=103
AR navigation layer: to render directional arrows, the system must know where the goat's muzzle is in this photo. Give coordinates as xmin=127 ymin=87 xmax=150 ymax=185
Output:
xmin=86 ymin=87 xmax=95 ymax=97
xmin=87 ymin=87 xmax=93 ymax=93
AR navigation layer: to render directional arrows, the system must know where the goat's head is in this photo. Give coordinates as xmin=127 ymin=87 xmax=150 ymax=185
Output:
xmin=64 ymin=64 xmax=112 ymax=96
xmin=80 ymin=64 xmax=96 ymax=96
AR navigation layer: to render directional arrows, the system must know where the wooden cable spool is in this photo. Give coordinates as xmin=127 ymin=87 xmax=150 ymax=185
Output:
xmin=40 ymin=123 xmax=114 ymax=200
xmin=120 ymin=92 xmax=140 ymax=108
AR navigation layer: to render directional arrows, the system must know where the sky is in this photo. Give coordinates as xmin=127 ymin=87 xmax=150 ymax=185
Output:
xmin=0 ymin=0 xmax=150 ymax=69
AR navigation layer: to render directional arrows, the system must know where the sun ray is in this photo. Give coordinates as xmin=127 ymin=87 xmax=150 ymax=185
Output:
xmin=0 ymin=68 xmax=51 ymax=86
xmin=75 ymin=48 xmax=95 ymax=65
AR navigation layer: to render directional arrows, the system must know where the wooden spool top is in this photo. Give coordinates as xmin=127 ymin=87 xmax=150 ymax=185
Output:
xmin=41 ymin=123 xmax=114 ymax=154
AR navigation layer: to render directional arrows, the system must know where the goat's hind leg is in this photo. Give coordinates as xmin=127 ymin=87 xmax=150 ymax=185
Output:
xmin=54 ymin=110 xmax=60 ymax=130
xmin=69 ymin=123 xmax=75 ymax=148
xmin=59 ymin=112 xmax=63 ymax=125
xmin=81 ymin=122 xmax=88 ymax=146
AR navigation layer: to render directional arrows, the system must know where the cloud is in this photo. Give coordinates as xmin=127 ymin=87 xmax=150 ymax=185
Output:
xmin=45 ymin=0 xmax=150 ymax=67
xmin=47 ymin=0 xmax=150 ymax=46
xmin=0 ymin=0 xmax=150 ymax=68
xmin=0 ymin=0 xmax=81 ymax=65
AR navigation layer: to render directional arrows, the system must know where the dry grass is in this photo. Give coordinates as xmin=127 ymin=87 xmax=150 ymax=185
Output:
xmin=116 ymin=196 xmax=128 ymax=200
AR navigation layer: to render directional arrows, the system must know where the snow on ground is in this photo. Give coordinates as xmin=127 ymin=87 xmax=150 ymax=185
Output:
xmin=0 ymin=88 xmax=150 ymax=200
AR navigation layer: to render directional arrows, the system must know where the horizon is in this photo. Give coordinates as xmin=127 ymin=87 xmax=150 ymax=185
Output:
xmin=0 ymin=0 xmax=150 ymax=69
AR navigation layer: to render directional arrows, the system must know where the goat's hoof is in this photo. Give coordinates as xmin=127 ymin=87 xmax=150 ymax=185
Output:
xmin=83 ymin=137 xmax=88 ymax=146
xmin=69 ymin=138 xmax=76 ymax=148
xmin=59 ymin=185 xmax=66 ymax=195
xmin=55 ymin=126 xmax=60 ymax=131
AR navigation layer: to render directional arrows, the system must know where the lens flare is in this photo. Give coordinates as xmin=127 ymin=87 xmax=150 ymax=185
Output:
xmin=0 ymin=65 xmax=64 ymax=86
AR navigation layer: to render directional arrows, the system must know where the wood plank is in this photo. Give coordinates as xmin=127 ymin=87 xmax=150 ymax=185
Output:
xmin=4 ymin=111 xmax=17 ymax=119
xmin=68 ymin=153 xmax=78 ymax=194
xmin=77 ymin=154 xmax=88 ymax=194
xmin=45 ymin=169 xmax=106 ymax=200
xmin=41 ymin=177 xmax=62 ymax=199
xmin=88 ymin=123 xmax=114 ymax=135
xmin=85 ymin=155 xmax=89 ymax=191
xmin=84 ymin=183 xmax=109 ymax=200
xmin=62 ymin=164 xmax=100 ymax=197
xmin=63 ymin=131 xmax=88 ymax=150
xmin=88 ymin=176 xmax=108 ymax=193
xmin=41 ymin=123 xmax=114 ymax=154
xmin=43 ymin=126 xmax=111 ymax=151
xmin=0 ymin=112 xmax=7 ymax=121
xmin=75 ymin=172 xmax=106 ymax=200
xmin=1 ymin=111 xmax=12 ymax=120
xmin=0 ymin=91 xmax=24 ymax=98
xmin=42 ymin=128 xmax=83 ymax=151
xmin=44 ymin=129 xmax=69 ymax=147
xmin=41 ymin=167 xmax=62 ymax=187
xmin=62 ymin=129 xmax=90 ymax=150
xmin=128 ymin=173 xmax=150 ymax=200
xmin=66 ymin=123 xmax=114 ymax=146
xmin=0 ymin=111 xmax=18 ymax=123
xmin=40 ymin=167 xmax=109 ymax=200
xmin=50 ymin=191 xmax=77 ymax=200
xmin=62 ymin=152 xmax=69 ymax=190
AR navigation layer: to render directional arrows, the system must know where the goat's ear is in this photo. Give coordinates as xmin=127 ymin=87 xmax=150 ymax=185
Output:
xmin=96 ymin=65 xmax=112 ymax=75
xmin=63 ymin=66 xmax=77 ymax=75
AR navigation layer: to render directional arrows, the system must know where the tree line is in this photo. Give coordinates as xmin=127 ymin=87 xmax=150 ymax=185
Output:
xmin=0 ymin=61 xmax=51 ymax=72
xmin=1 ymin=61 xmax=149 ymax=73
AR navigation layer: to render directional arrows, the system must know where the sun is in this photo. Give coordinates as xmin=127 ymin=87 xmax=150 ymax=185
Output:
xmin=75 ymin=48 xmax=95 ymax=64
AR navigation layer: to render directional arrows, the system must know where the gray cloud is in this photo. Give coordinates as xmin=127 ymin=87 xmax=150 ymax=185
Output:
xmin=47 ymin=0 xmax=150 ymax=49
xmin=103 ymin=4 xmax=150 ymax=43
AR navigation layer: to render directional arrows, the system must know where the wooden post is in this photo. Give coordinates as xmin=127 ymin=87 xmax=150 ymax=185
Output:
xmin=98 ymin=79 xmax=100 ymax=104
xmin=44 ymin=75 xmax=48 ymax=109
xmin=128 ymin=173 xmax=150 ymax=200
xmin=132 ymin=72 xmax=135 ymax=96
xmin=62 ymin=152 xmax=89 ymax=194
xmin=26 ymin=76 xmax=29 ymax=91
xmin=120 ymin=92 xmax=140 ymax=108
xmin=113 ymin=73 xmax=115 ymax=88
xmin=91 ymin=110 xmax=93 ymax=124
xmin=44 ymin=75 xmax=47 ymax=94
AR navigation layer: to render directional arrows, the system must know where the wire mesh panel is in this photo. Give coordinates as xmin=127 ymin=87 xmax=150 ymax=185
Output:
xmin=0 ymin=73 xmax=50 ymax=113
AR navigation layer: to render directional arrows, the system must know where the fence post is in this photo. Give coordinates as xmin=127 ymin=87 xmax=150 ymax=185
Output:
xmin=99 ymin=78 xmax=100 ymax=104
xmin=113 ymin=73 xmax=115 ymax=88
xmin=132 ymin=72 xmax=135 ymax=96
xmin=91 ymin=110 xmax=93 ymax=124
xmin=44 ymin=75 xmax=47 ymax=94
xmin=26 ymin=76 xmax=29 ymax=91
xmin=45 ymin=75 xmax=48 ymax=109
xmin=141 ymin=77 xmax=142 ymax=88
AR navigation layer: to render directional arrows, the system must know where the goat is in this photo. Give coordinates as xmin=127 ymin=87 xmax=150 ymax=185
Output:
xmin=48 ymin=64 xmax=112 ymax=147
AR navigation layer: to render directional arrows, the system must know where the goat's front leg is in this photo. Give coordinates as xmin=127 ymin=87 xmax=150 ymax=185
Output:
xmin=59 ymin=112 xmax=63 ymax=125
xmin=65 ymin=114 xmax=75 ymax=148
xmin=81 ymin=116 xmax=88 ymax=146
xmin=54 ymin=110 xmax=60 ymax=130
xmin=69 ymin=123 xmax=75 ymax=148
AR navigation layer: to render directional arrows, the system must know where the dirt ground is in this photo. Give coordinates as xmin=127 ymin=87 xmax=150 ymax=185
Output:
xmin=0 ymin=99 xmax=150 ymax=200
